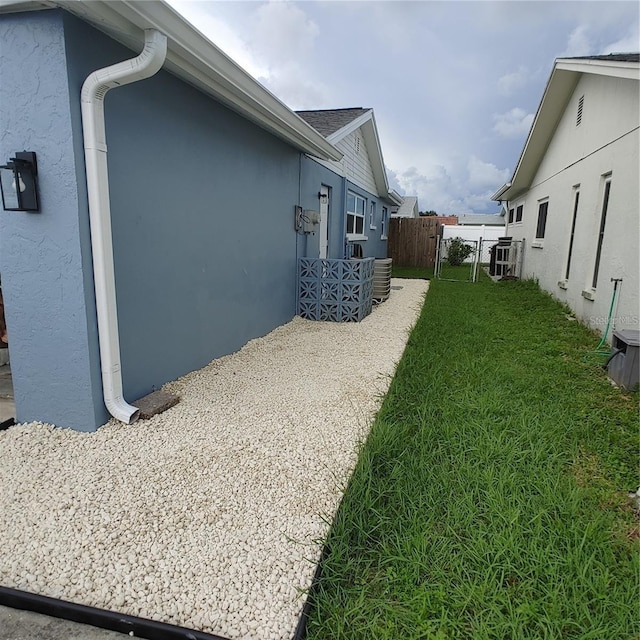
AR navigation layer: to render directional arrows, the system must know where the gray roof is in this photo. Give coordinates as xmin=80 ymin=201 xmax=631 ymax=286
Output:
xmin=457 ymin=213 xmax=505 ymax=226
xmin=566 ymin=53 xmax=639 ymax=63
xmin=296 ymin=108 xmax=370 ymax=137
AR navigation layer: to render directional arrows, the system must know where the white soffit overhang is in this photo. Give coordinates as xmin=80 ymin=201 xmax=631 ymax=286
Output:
xmin=496 ymin=57 xmax=639 ymax=202
xmin=0 ymin=0 xmax=343 ymax=162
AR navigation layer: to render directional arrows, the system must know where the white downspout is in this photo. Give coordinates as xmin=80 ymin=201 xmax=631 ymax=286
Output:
xmin=81 ymin=30 xmax=168 ymax=423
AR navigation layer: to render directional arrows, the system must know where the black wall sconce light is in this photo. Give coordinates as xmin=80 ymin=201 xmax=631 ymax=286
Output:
xmin=318 ymin=191 xmax=328 ymax=205
xmin=0 ymin=151 xmax=40 ymax=212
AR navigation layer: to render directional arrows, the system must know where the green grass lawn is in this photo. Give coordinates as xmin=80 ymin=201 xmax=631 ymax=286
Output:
xmin=391 ymin=266 xmax=433 ymax=280
xmin=306 ymin=276 xmax=639 ymax=640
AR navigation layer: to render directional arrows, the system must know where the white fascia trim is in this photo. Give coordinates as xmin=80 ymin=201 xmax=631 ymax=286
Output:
xmin=326 ymin=109 xmax=374 ymax=144
xmin=499 ymin=65 xmax=579 ymax=202
xmin=361 ymin=116 xmax=390 ymax=196
xmin=556 ymin=58 xmax=640 ymax=81
xmin=491 ymin=182 xmax=512 ymax=201
xmin=49 ymin=0 xmax=343 ymax=162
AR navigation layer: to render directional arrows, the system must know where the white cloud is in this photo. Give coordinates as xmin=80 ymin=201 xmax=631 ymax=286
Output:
xmin=250 ymin=2 xmax=319 ymax=67
xmin=388 ymin=158 xmax=507 ymax=216
xmin=600 ymin=25 xmax=640 ymax=54
xmin=467 ymin=156 xmax=510 ymax=190
xmin=244 ymin=2 xmax=329 ymax=108
xmin=493 ymin=108 xmax=534 ymax=139
xmin=560 ymin=24 xmax=593 ymax=57
xmin=166 ymin=0 xmax=268 ymax=80
xmin=498 ymin=66 xmax=529 ymax=96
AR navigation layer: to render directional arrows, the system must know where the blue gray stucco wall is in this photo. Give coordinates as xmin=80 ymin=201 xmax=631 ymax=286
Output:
xmin=299 ymin=156 xmax=346 ymax=260
xmin=345 ymin=180 xmax=390 ymax=260
xmin=0 ymin=10 xmax=107 ymax=429
xmin=299 ymin=157 xmax=390 ymax=260
xmin=62 ymin=14 xmax=301 ymax=407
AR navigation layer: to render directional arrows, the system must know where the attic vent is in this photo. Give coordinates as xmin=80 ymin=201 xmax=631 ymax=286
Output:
xmin=576 ymin=95 xmax=584 ymax=126
xmin=355 ymin=135 xmax=361 ymax=155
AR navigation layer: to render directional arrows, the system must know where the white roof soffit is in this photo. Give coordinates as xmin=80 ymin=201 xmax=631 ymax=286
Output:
xmin=498 ymin=66 xmax=579 ymax=202
xmin=556 ymin=57 xmax=640 ymax=80
xmin=497 ymin=56 xmax=639 ymax=202
xmin=3 ymin=0 xmax=342 ymax=162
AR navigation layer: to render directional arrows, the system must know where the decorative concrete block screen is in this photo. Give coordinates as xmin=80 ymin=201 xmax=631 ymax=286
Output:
xmin=298 ymin=258 xmax=375 ymax=322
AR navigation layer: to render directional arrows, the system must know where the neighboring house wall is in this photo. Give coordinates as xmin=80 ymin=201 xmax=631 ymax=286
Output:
xmin=506 ymin=72 xmax=639 ymax=336
xmin=442 ymin=225 xmax=506 ymax=244
xmin=392 ymin=196 xmax=419 ymax=218
xmin=1 ymin=10 xmax=306 ymax=429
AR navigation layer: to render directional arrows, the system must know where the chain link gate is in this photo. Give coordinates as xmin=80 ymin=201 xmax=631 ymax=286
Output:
xmin=435 ymin=237 xmax=479 ymax=282
xmin=436 ymin=236 xmax=524 ymax=282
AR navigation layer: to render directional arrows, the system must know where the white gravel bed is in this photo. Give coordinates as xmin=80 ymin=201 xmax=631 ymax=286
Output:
xmin=0 ymin=278 xmax=428 ymax=640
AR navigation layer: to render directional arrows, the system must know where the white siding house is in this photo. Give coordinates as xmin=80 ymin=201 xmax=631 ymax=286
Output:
xmin=391 ymin=196 xmax=420 ymax=218
xmin=493 ymin=54 xmax=639 ymax=340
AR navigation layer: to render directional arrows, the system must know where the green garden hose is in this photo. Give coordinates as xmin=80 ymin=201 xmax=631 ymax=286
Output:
xmin=589 ymin=279 xmax=621 ymax=362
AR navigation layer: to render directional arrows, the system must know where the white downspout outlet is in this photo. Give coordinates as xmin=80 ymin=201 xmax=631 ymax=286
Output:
xmin=81 ymin=30 xmax=167 ymax=423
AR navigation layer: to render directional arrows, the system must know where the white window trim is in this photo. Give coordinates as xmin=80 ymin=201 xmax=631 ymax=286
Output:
xmin=513 ymin=202 xmax=524 ymax=224
xmin=346 ymin=233 xmax=369 ymax=242
xmin=535 ymin=198 xmax=549 ymax=239
xmin=347 ymin=191 xmax=366 ymax=237
xmin=381 ymin=206 xmax=388 ymax=239
xmin=369 ymin=201 xmax=377 ymax=230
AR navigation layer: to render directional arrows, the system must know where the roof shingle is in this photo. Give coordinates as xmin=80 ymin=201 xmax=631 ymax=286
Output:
xmin=564 ymin=53 xmax=639 ymax=63
xmin=295 ymin=108 xmax=370 ymax=137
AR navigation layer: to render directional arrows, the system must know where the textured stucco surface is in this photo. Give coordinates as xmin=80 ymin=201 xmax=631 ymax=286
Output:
xmin=300 ymin=157 xmax=391 ymax=260
xmin=62 ymin=14 xmax=303 ymax=406
xmin=0 ymin=10 xmax=106 ymax=429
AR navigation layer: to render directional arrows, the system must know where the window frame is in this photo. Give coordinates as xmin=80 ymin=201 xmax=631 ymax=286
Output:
xmin=515 ymin=204 xmax=523 ymax=223
xmin=381 ymin=206 xmax=388 ymax=240
xmin=535 ymin=199 xmax=548 ymax=239
xmin=591 ymin=177 xmax=611 ymax=289
xmin=508 ymin=207 xmax=514 ymax=224
xmin=564 ymin=187 xmax=580 ymax=280
xmin=369 ymin=201 xmax=377 ymax=230
xmin=346 ymin=191 xmax=367 ymax=238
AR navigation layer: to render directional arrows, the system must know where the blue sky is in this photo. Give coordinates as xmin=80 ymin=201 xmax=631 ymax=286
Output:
xmin=168 ymin=1 xmax=639 ymax=214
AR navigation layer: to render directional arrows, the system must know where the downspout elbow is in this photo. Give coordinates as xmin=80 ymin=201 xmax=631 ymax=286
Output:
xmin=81 ymin=30 xmax=167 ymax=424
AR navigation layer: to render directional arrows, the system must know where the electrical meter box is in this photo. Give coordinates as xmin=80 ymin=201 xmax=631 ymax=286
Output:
xmin=607 ymin=329 xmax=639 ymax=391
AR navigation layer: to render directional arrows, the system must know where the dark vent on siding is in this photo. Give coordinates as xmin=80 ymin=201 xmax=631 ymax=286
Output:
xmin=577 ymin=95 xmax=584 ymax=126
xmin=355 ymin=135 xmax=361 ymax=155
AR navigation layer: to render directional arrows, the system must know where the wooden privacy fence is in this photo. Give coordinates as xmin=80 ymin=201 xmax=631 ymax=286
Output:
xmin=388 ymin=217 xmax=440 ymax=268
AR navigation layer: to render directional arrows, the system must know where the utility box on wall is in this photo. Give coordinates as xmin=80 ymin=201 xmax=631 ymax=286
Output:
xmin=607 ymin=329 xmax=639 ymax=391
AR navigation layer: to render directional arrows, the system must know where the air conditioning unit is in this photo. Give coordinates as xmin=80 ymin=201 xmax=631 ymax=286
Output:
xmin=373 ymin=258 xmax=392 ymax=302
xmin=607 ymin=329 xmax=639 ymax=391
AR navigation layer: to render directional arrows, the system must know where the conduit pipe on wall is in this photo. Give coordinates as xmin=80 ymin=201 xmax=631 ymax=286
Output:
xmin=81 ymin=29 xmax=167 ymax=424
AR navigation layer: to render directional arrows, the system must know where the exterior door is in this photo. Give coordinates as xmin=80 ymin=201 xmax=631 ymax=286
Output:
xmin=319 ymin=185 xmax=329 ymax=259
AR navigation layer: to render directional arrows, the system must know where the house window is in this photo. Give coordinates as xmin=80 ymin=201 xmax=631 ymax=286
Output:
xmin=347 ymin=191 xmax=366 ymax=236
xmin=592 ymin=178 xmax=611 ymax=289
xmin=565 ymin=188 xmax=580 ymax=280
xmin=369 ymin=201 xmax=376 ymax=229
xmin=508 ymin=207 xmax=514 ymax=223
xmin=381 ymin=207 xmax=388 ymax=239
xmin=515 ymin=204 xmax=523 ymax=222
xmin=577 ymin=95 xmax=584 ymax=126
xmin=535 ymin=200 xmax=548 ymax=239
